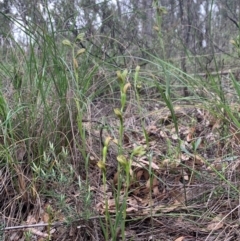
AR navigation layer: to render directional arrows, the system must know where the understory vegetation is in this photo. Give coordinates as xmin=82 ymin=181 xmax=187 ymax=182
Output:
xmin=1 ymin=1 xmax=240 ymax=241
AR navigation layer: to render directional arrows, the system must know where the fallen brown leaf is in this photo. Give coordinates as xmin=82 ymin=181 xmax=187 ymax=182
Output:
xmin=175 ymin=237 xmax=185 ymax=241
xmin=207 ymin=214 xmax=224 ymax=231
xmin=133 ymin=157 xmax=160 ymax=170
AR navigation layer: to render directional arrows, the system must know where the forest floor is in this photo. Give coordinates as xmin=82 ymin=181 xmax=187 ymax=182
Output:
xmin=82 ymin=100 xmax=240 ymax=241
xmin=2 ymin=84 xmax=240 ymax=241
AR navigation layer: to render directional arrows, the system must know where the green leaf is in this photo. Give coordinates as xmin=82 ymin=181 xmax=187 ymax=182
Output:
xmin=193 ymin=137 xmax=202 ymax=151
